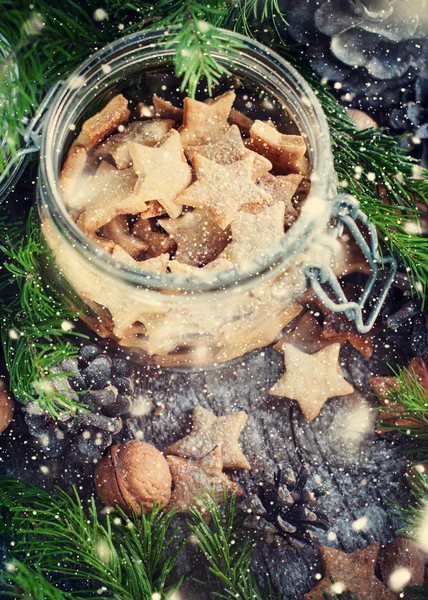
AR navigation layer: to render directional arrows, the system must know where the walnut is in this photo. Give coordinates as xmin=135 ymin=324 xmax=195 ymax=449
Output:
xmin=94 ymin=440 xmax=171 ymax=515
xmin=0 ymin=381 xmax=14 ymax=434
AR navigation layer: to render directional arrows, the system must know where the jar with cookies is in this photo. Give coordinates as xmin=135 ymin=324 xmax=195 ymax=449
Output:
xmin=37 ymin=29 xmax=341 ymax=367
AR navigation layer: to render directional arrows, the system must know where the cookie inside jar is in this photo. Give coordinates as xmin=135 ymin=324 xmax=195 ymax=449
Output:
xmin=54 ymin=84 xmax=312 ymax=366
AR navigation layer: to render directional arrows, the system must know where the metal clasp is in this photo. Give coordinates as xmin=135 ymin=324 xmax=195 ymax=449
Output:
xmin=305 ymin=193 xmax=397 ymax=334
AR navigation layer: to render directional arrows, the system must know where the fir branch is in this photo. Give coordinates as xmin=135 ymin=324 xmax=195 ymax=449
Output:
xmin=226 ymin=0 xmax=287 ymax=39
xmin=389 ymin=468 xmax=428 ymax=550
xmin=189 ymin=492 xmax=288 ymax=600
xmin=107 ymin=0 xmax=244 ymax=96
xmin=2 ymin=562 xmax=78 ymax=600
xmin=377 ymin=365 xmax=428 ymax=454
xmin=0 ymin=210 xmax=88 ymax=419
xmin=0 ymin=0 xmax=110 ymax=169
xmin=0 ymin=477 xmax=185 ymax=600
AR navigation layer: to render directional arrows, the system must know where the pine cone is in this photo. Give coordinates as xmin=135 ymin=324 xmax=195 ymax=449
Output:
xmin=278 ymin=0 xmax=428 ymax=111
xmin=23 ymin=345 xmax=133 ymax=459
xmin=241 ymin=465 xmax=329 ymax=548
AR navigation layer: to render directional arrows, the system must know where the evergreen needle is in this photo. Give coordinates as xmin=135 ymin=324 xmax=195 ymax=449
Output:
xmin=0 ymin=210 xmax=88 ymax=418
xmin=190 ymin=492 xmax=288 ymax=600
xmin=0 ymin=478 xmax=185 ymax=600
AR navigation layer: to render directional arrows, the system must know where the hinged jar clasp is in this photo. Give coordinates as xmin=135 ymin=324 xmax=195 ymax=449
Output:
xmin=305 ymin=193 xmax=397 ymax=334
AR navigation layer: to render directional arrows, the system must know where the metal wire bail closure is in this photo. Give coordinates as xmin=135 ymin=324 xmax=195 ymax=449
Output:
xmin=305 ymin=193 xmax=397 ymax=334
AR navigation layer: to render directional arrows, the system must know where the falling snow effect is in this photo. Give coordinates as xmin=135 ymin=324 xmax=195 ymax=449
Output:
xmin=0 ymin=1 xmax=427 ymax=598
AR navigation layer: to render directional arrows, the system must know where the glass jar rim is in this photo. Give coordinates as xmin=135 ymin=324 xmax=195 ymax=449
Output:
xmin=39 ymin=28 xmax=336 ymax=296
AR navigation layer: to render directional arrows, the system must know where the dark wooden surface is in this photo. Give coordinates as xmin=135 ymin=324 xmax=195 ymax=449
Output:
xmin=0 ymin=325 xmax=413 ymax=599
xmin=127 ymin=327 xmax=411 ymax=598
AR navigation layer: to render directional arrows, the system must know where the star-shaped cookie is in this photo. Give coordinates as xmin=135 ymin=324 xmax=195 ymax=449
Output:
xmin=185 ymin=124 xmax=272 ymax=179
xmin=94 ymin=118 xmax=175 ymax=168
xmin=249 ymin=120 xmax=309 ymax=175
xmin=78 ymin=162 xmax=138 ymax=233
xmin=166 ymin=446 xmax=244 ymax=514
xmin=274 ymin=312 xmax=330 ymax=355
xmin=169 ymin=257 xmax=233 ymax=277
xmin=132 ymin=217 xmax=176 ymax=258
xmin=102 ymin=215 xmax=148 ymax=258
xmin=159 ymin=208 xmax=230 ymax=267
xmin=179 ymin=91 xmax=236 ymax=148
xmin=269 ymin=343 xmax=354 ymax=422
xmin=370 ymin=356 xmax=428 ymax=432
xmin=73 ymin=93 xmax=130 ymax=151
xmin=128 ymin=129 xmax=192 ymax=218
xmin=304 ymin=543 xmax=396 ymax=600
xmin=223 ymin=201 xmax=285 ymax=266
xmin=112 ymin=245 xmax=170 ymax=274
xmin=153 ymin=94 xmax=184 ymax=121
xmin=256 ymin=173 xmax=302 ymax=228
xmin=176 ymin=154 xmax=271 ymax=229
xmin=166 ymin=406 xmax=250 ymax=470
xmin=59 ymin=146 xmax=94 ymax=211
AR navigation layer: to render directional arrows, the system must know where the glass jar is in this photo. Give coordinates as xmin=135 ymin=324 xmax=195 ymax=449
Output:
xmin=37 ymin=29 xmax=339 ymax=367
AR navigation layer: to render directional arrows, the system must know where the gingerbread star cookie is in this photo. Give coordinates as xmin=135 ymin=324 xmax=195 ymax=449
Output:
xmin=223 ymin=201 xmax=286 ymax=266
xmin=166 ymin=446 xmax=244 ymax=514
xmin=94 ymin=118 xmax=175 ymax=168
xmin=166 ymin=406 xmax=250 ymax=470
xmin=179 ymin=91 xmax=236 ymax=148
xmin=304 ymin=543 xmax=396 ymax=600
xmin=256 ymin=172 xmax=302 ymax=228
xmin=159 ymin=208 xmax=230 ymax=267
xmin=185 ymin=124 xmax=272 ymax=179
xmin=249 ymin=120 xmax=309 ymax=175
xmin=78 ymin=162 xmax=139 ymax=233
xmin=132 ymin=216 xmax=176 ymax=258
xmin=128 ymin=129 xmax=192 ymax=219
xmin=169 ymin=257 xmax=234 ymax=277
xmin=59 ymin=146 xmax=94 ymax=211
xmin=228 ymin=108 xmax=254 ymax=135
xmin=102 ymin=215 xmax=148 ymax=258
xmin=153 ymin=94 xmax=184 ymax=121
xmin=111 ymin=245 xmax=170 ymax=274
xmin=274 ymin=312 xmax=330 ymax=355
xmin=73 ymin=94 xmax=130 ymax=151
xmin=370 ymin=356 xmax=428 ymax=432
xmin=176 ymin=153 xmax=272 ymax=229
xmin=269 ymin=343 xmax=354 ymax=422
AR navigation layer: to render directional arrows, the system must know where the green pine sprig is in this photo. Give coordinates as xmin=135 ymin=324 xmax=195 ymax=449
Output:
xmin=107 ymin=0 xmax=245 ymax=96
xmin=0 ymin=478 xmax=362 ymax=600
xmin=189 ymin=492 xmax=289 ymax=600
xmin=377 ymin=365 xmax=428 ymax=454
xmin=2 ymin=562 xmax=78 ymax=600
xmin=0 ymin=210 xmax=88 ymax=419
xmin=0 ymin=477 xmax=186 ymax=600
